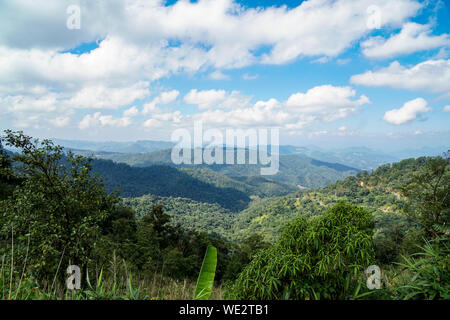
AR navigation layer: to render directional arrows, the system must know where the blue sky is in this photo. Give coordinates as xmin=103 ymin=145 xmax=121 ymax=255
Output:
xmin=0 ymin=0 xmax=449 ymax=150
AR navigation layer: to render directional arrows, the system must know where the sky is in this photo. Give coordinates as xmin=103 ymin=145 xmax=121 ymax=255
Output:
xmin=0 ymin=0 xmax=449 ymax=150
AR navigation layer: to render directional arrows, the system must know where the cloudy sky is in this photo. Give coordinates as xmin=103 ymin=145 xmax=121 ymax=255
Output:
xmin=0 ymin=0 xmax=449 ymax=149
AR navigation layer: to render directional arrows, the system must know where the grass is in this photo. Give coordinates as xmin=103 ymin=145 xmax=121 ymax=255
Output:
xmin=0 ymin=250 xmax=224 ymax=300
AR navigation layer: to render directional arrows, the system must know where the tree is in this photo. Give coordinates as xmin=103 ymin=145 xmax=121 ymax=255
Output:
xmin=0 ymin=140 xmax=19 ymax=200
xmin=223 ymin=234 xmax=270 ymax=282
xmin=0 ymin=130 xmax=119 ymax=283
xmin=401 ymin=153 xmax=449 ymax=238
xmin=228 ymin=202 xmax=376 ymax=300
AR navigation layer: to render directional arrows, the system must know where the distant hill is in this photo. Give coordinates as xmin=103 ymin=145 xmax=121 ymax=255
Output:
xmin=91 ymin=158 xmax=250 ymax=212
xmin=54 ymin=138 xmax=448 ymax=170
xmin=123 ymin=156 xmax=440 ymax=242
xmin=279 ymin=145 xmax=399 ymax=170
xmin=87 ymin=148 xmax=359 ymax=189
xmin=53 ymin=138 xmax=173 ymax=154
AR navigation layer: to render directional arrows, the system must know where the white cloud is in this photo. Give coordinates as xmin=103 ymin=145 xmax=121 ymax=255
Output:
xmin=242 ymin=73 xmax=258 ymax=80
xmin=312 ymin=57 xmax=329 ymax=64
xmin=153 ymin=111 xmax=183 ymax=123
xmin=159 ymin=90 xmax=180 ymax=104
xmin=68 ymin=82 xmax=150 ymax=109
xmin=0 ymin=0 xmax=423 ymax=86
xmin=0 ymin=0 xmax=423 ymax=135
xmin=79 ymin=112 xmax=132 ymax=130
xmin=142 ymin=90 xmax=180 ymax=114
xmin=443 ymin=105 xmax=450 ymax=112
xmin=184 ymin=89 xmax=253 ymax=111
xmin=362 ymin=23 xmax=450 ymax=58
xmin=191 ymin=85 xmax=370 ymax=132
xmin=143 ymin=118 xmax=164 ymax=128
xmin=351 ymin=59 xmax=450 ymax=93
xmin=123 ymin=106 xmax=139 ymax=117
xmin=285 ymin=85 xmax=370 ymax=122
xmin=184 ymin=89 xmax=227 ymax=110
xmin=209 ymin=70 xmax=230 ymax=80
xmin=383 ymin=98 xmax=431 ymax=125
xmin=49 ymin=116 xmax=70 ymax=128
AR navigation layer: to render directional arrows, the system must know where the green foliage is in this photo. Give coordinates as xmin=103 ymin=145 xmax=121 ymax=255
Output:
xmin=0 ymin=130 xmax=119 ymax=282
xmin=88 ymin=147 xmax=357 ymax=190
xmin=392 ymin=239 xmax=450 ymax=299
xmin=228 ymin=202 xmax=376 ymax=300
xmin=400 ymin=154 xmax=449 ymax=238
xmin=0 ymin=141 xmax=20 ymax=201
xmin=1 ymin=131 xmax=447 ymax=300
xmin=194 ymin=245 xmax=217 ymax=300
xmin=123 ymin=194 xmax=235 ymax=240
xmin=91 ymin=158 xmax=250 ymax=211
xmin=223 ymin=234 xmax=270 ymax=282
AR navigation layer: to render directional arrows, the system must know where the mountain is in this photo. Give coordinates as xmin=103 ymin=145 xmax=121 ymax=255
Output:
xmin=121 ymin=155 xmax=436 ymax=242
xmin=54 ymin=138 xmax=448 ymax=171
xmin=91 ymin=158 xmax=250 ymax=211
xmin=230 ymin=156 xmax=431 ymax=242
xmin=122 ymin=194 xmax=235 ymax=240
xmin=86 ymin=148 xmax=359 ymax=189
xmin=388 ymin=146 xmax=449 ymax=160
xmin=52 ymin=138 xmax=173 ymax=153
xmin=279 ymin=145 xmax=400 ymax=170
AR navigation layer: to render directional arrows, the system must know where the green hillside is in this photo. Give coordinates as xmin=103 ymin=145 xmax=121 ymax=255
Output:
xmin=91 ymin=158 xmax=251 ymax=212
xmin=89 ymin=148 xmax=359 ymax=189
xmin=231 ymin=157 xmax=433 ymax=242
xmin=122 ymin=194 xmax=235 ymax=240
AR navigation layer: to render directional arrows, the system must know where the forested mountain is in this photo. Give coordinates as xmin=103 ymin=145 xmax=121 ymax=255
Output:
xmin=120 ymin=155 xmax=445 ymax=244
xmin=87 ymin=148 xmax=359 ymax=189
xmin=53 ymin=138 xmax=173 ymax=153
xmin=57 ymin=137 xmax=447 ymax=171
xmin=278 ymin=145 xmax=399 ymax=170
xmin=122 ymin=194 xmax=235 ymax=240
xmin=231 ymin=156 xmax=441 ymax=242
xmin=91 ymin=158 xmax=250 ymax=211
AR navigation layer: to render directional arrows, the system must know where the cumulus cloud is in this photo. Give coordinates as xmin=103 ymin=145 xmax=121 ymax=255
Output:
xmin=49 ymin=116 xmax=70 ymax=128
xmin=143 ymin=118 xmax=164 ymax=129
xmin=443 ymin=105 xmax=450 ymax=112
xmin=209 ymin=70 xmax=230 ymax=80
xmin=383 ymin=98 xmax=431 ymax=125
xmin=350 ymin=59 xmax=450 ymax=93
xmin=285 ymin=85 xmax=370 ymax=122
xmin=123 ymin=106 xmax=140 ymax=117
xmin=0 ymin=0 xmax=433 ymax=137
xmin=142 ymin=90 xmax=180 ymax=114
xmin=362 ymin=23 xmax=450 ymax=58
xmin=0 ymin=0 xmax=422 ymax=90
xmin=183 ymin=89 xmax=253 ymax=111
xmin=190 ymin=85 xmax=370 ymax=132
xmin=184 ymin=89 xmax=227 ymax=110
xmin=68 ymin=82 xmax=150 ymax=109
xmin=79 ymin=112 xmax=132 ymax=130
